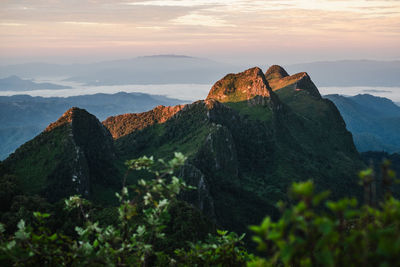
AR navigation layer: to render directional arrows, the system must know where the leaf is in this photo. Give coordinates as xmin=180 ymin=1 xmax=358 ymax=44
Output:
xmin=17 ymin=219 xmax=25 ymax=231
xmin=217 ymin=229 xmax=228 ymax=236
xmin=49 ymin=233 xmax=58 ymax=241
xmin=137 ymin=225 xmax=146 ymax=236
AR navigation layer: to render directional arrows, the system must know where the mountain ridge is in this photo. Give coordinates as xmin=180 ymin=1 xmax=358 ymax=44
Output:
xmin=325 ymin=94 xmax=400 ymax=153
xmin=0 ymin=92 xmax=185 ymax=160
xmin=2 ymin=65 xmax=365 ymax=236
xmin=103 ymin=104 xmax=186 ymax=139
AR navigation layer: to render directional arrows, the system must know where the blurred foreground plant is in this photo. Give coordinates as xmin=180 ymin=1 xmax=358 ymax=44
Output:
xmin=249 ymin=161 xmax=400 ymax=267
xmin=0 ymin=152 xmax=250 ymax=266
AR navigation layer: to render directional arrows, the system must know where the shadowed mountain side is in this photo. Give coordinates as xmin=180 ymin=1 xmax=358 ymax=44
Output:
xmin=3 ymin=108 xmax=120 ymax=203
xmin=325 ymin=94 xmax=400 ymax=153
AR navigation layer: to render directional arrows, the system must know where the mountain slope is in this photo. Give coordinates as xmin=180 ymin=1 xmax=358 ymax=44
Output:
xmin=104 ymin=66 xmax=365 ymax=234
xmin=3 ymin=108 xmax=120 ymax=203
xmin=325 ymin=94 xmax=400 ymax=153
xmin=0 ymin=92 xmax=185 ymax=160
xmin=2 ymin=65 xmax=365 ymax=236
xmin=103 ymin=104 xmax=185 ymax=139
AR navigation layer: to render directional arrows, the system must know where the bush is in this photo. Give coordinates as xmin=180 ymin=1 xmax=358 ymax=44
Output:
xmin=249 ymin=163 xmax=400 ymax=267
xmin=1 ymin=155 xmax=399 ymax=266
xmin=0 ymin=153 xmax=249 ymax=266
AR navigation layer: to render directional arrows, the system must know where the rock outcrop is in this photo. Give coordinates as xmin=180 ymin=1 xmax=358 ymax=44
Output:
xmin=265 ymin=65 xmax=289 ymax=80
xmin=206 ymin=67 xmax=272 ymax=103
xmin=265 ymin=66 xmax=321 ymax=98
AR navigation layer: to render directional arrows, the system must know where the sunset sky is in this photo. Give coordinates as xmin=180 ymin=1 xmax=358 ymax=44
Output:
xmin=1 ymin=0 xmax=399 ymax=65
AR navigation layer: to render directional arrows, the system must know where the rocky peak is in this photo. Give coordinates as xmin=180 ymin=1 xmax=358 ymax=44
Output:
xmin=44 ymin=106 xmax=114 ymax=155
xmin=103 ymin=104 xmax=185 ymax=139
xmin=266 ymin=69 xmax=321 ymax=98
xmin=44 ymin=107 xmax=90 ymax=132
xmin=265 ymin=65 xmax=289 ymax=80
xmin=290 ymin=72 xmax=321 ymax=98
xmin=206 ymin=67 xmax=272 ymax=103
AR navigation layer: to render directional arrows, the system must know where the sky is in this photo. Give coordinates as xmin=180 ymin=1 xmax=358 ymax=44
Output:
xmin=1 ymin=0 xmax=400 ymax=65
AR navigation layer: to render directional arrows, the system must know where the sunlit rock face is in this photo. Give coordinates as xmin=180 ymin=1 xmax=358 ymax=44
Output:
xmin=206 ymin=67 xmax=272 ymax=103
xmin=103 ymin=104 xmax=185 ymax=139
xmin=265 ymin=65 xmax=321 ymax=98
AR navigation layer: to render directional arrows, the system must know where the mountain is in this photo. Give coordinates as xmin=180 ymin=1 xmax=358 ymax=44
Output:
xmin=3 ymin=58 xmax=399 ymax=87
xmin=0 ymin=92 xmax=186 ymax=160
xmin=105 ymin=66 xmax=364 ymax=233
xmin=285 ymin=60 xmax=400 ymax=87
xmin=1 ymin=65 xmax=365 ymax=236
xmin=0 ymin=55 xmax=237 ymax=85
xmin=0 ymin=75 xmax=71 ymax=91
xmin=325 ymin=94 xmax=400 ymax=153
xmin=3 ymin=108 xmax=119 ymax=203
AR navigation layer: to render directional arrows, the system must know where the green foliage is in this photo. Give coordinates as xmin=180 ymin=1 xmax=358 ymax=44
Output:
xmin=2 ymin=153 xmax=399 ymax=266
xmin=175 ymin=230 xmax=252 ymax=266
xmin=249 ymin=166 xmax=400 ymax=267
xmin=0 ymin=153 xmax=249 ymax=266
xmin=225 ymin=101 xmax=273 ymax=122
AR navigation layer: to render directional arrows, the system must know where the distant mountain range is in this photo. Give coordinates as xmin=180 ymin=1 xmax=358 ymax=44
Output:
xmin=285 ymin=60 xmax=400 ymax=87
xmin=325 ymin=94 xmax=400 ymax=153
xmin=1 ymin=56 xmax=399 ymax=87
xmin=0 ymin=55 xmax=237 ymax=85
xmin=0 ymin=92 xmax=186 ymax=160
xmin=0 ymin=75 xmax=71 ymax=91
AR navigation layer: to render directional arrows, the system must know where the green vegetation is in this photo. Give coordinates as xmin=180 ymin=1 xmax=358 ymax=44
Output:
xmin=2 ymin=66 xmax=396 ymax=265
xmin=225 ymin=101 xmax=273 ymax=122
xmin=0 ymin=154 xmax=399 ymax=266
xmin=0 ymin=153 xmax=249 ymax=266
xmin=249 ymin=173 xmax=400 ymax=266
xmin=5 ymin=125 xmax=74 ymax=195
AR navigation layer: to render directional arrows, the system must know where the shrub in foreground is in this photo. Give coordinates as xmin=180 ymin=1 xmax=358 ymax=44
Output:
xmin=0 ymin=154 xmax=399 ymax=266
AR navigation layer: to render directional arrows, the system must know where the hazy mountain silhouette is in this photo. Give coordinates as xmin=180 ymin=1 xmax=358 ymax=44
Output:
xmin=285 ymin=60 xmax=400 ymax=87
xmin=0 ymin=75 xmax=71 ymax=91
xmin=326 ymin=94 xmax=400 ymax=153
xmin=0 ymin=55 xmax=237 ymax=85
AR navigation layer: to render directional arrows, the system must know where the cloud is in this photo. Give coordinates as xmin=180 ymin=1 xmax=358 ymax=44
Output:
xmin=0 ymin=23 xmax=26 ymax=26
xmin=172 ymin=13 xmax=235 ymax=27
xmin=61 ymin=21 xmax=118 ymax=26
xmin=0 ymin=0 xmax=399 ymax=63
